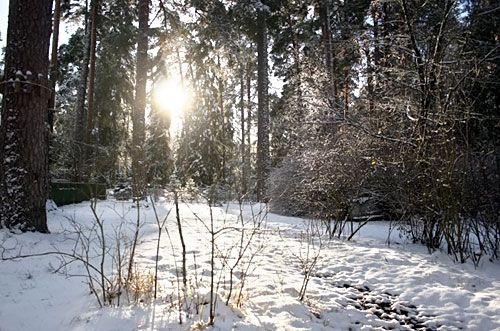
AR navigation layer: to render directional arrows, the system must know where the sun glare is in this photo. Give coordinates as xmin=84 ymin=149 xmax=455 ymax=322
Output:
xmin=153 ymin=79 xmax=191 ymax=120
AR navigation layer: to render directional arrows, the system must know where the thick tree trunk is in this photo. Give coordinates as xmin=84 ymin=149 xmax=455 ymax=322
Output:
xmin=0 ymin=0 xmax=53 ymax=232
xmin=256 ymin=14 xmax=270 ymax=201
xmin=132 ymin=0 xmax=149 ymax=198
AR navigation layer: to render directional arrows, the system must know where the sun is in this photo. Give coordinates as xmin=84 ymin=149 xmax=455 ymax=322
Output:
xmin=153 ymin=79 xmax=191 ymax=120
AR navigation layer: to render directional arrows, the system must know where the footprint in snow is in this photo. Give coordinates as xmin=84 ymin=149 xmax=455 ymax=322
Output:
xmin=332 ymin=282 xmax=452 ymax=331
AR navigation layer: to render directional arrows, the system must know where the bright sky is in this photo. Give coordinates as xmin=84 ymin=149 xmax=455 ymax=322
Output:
xmin=0 ymin=1 xmax=73 ymax=53
xmin=0 ymin=1 xmax=281 ymax=102
xmin=0 ymin=0 xmax=8 ymax=50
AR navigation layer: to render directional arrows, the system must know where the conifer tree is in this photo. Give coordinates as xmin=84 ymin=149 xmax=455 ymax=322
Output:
xmin=0 ymin=0 xmax=53 ymax=232
xmin=255 ymin=5 xmax=270 ymax=201
xmin=132 ymin=0 xmax=149 ymax=198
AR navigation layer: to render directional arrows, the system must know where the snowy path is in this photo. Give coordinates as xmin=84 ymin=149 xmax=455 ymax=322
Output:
xmin=0 ymin=200 xmax=499 ymax=330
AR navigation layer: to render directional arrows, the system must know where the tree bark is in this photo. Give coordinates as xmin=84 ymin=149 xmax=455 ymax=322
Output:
xmin=256 ymin=13 xmax=270 ymax=201
xmin=343 ymin=66 xmax=350 ymax=118
xmin=319 ymin=0 xmax=337 ymax=108
xmin=246 ymin=61 xmax=252 ymax=188
xmin=240 ymin=66 xmax=247 ymax=195
xmin=132 ymin=0 xmax=149 ymax=198
xmin=367 ymin=3 xmax=380 ymax=113
xmin=0 ymin=0 xmax=53 ymax=232
xmin=73 ymin=0 xmax=91 ymax=181
xmin=217 ymin=55 xmax=226 ymax=182
xmin=48 ymin=0 xmax=61 ymax=133
xmin=86 ymin=0 xmax=99 ymax=149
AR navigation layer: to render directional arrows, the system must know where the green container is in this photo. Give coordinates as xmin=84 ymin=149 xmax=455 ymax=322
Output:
xmin=50 ymin=181 xmax=107 ymax=206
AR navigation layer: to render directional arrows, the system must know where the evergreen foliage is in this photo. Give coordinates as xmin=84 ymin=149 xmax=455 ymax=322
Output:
xmin=2 ymin=0 xmax=498 ymax=260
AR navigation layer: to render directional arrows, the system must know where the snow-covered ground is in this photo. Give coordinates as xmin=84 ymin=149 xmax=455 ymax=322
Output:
xmin=1 ymin=199 xmax=499 ymax=331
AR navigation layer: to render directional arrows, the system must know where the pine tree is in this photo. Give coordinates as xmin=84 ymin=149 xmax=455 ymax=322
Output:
xmin=93 ymin=0 xmax=136 ymax=184
xmin=131 ymin=0 xmax=149 ymax=198
xmin=85 ymin=0 xmax=99 ymax=151
xmin=255 ymin=3 xmax=271 ymax=201
xmin=73 ymin=0 xmax=92 ymax=181
xmin=146 ymin=89 xmax=173 ymax=186
xmin=0 ymin=0 xmax=53 ymax=232
xmin=175 ymin=1 xmax=239 ymax=187
xmin=51 ymin=29 xmax=90 ymax=180
xmin=48 ymin=0 xmax=62 ymax=133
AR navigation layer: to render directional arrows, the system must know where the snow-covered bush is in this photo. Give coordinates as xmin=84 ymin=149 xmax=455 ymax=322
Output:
xmin=269 ymin=113 xmax=500 ymax=262
xmin=269 ymin=127 xmax=372 ymax=238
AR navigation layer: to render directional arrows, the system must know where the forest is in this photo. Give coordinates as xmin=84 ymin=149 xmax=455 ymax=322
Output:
xmin=0 ymin=0 xmax=499 ymax=330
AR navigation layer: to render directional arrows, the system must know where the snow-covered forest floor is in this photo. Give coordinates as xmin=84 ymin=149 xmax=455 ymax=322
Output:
xmin=1 ymin=199 xmax=499 ymax=331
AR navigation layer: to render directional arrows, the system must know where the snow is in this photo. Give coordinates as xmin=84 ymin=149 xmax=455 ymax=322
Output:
xmin=1 ymin=199 xmax=499 ymax=331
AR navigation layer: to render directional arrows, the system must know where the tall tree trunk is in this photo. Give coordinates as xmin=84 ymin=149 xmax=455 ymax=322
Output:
xmin=240 ymin=66 xmax=247 ymax=195
xmin=73 ymin=0 xmax=91 ymax=181
xmin=176 ymin=47 xmax=186 ymax=138
xmin=343 ymin=67 xmax=350 ymax=118
xmin=217 ymin=55 xmax=226 ymax=182
xmin=292 ymin=33 xmax=302 ymax=110
xmin=365 ymin=45 xmax=374 ymax=113
xmin=256 ymin=14 xmax=270 ymax=201
xmin=48 ymin=0 xmax=61 ymax=133
xmin=246 ymin=61 xmax=252 ymax=192
xmin=291 ymin=29 xmax=303 ymax=149
xmin=48 ymin=0 xmax=61 ymax=207
xmin=86 ymin=0 xmax=99 ymax=152
xmin=132 ymin=0 xmax=149 ymax=199
xmin=367 ymin=2 xmax=380 ymax=113
xmin=0 ymin=0 xmax=53 ymax=232
xmin=319 ymin=0 xmax=337 ymax=108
